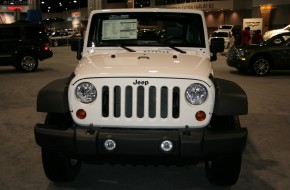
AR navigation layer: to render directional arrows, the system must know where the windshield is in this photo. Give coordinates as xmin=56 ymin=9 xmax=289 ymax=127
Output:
xmin=285 ymin=25 xmax=290 ymax=31
xmin=264 ymin=33 xmax=290 ymax=46
xmin=212 ymin=32 xmax=229 ymax=37
xmin=218 ymin=25 xmax=233 ymax=30
xmin=87 ymin=12 xmax=206 ymax=48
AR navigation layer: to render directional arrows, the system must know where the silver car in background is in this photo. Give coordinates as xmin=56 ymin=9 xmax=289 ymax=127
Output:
xmin=264 ymin=24 xmax=290 ymax=41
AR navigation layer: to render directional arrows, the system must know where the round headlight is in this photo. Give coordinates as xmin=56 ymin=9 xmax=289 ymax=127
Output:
xmin=185 ymin=83 xmax=208 ymax=105
xmin=75 ymin=82 xmax=97 ymax=103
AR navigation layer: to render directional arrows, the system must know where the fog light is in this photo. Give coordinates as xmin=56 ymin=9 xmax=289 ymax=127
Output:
xmin=104 ymin=139 xmax=116 ymax=151
xmin=160 ymin=140 xmax=173 ymax=152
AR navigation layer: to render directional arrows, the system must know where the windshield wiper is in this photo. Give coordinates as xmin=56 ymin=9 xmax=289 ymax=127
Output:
xmin=169 ymin=46 xmax=186 ymax=54
xmin=120 ymin=44 xmax=186 ymax=54
xmin=120 ymin=44 xmax=135 ymax=52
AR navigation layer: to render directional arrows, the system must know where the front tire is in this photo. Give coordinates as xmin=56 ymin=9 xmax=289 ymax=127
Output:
xmin=41 ymin=113 xmax=81 ymax=182
xmin=252 ymin=56 xmax=271 ymax=76
xmin=42 ymin=149 xmax=81 ymax=182
xmin=205 ymin=152 xmax=242 ymax=186
xmin=17 ymin=54 xmax=38 ymax=72
xmin=205 ymin=115 xmax=243 ymax=186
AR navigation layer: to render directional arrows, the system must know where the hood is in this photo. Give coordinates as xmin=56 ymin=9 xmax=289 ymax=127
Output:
xmin=265 ymin=29 xmax=288 ymax=36
xmin=238 ymin=44 xmax=262 ymax=49
xmin=264 ymin=28 xmax=289 ymax=40
xmin=266 ymin=28 xmax=288 ymax=34
xmin=73 ymin=51 xmax=212 ymax=80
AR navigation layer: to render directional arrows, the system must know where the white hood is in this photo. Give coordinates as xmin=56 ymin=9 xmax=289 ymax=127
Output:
xmin=264 ymin=24 xmax=290 ymax=40
xmin=73 ymin=51 xmax=213 ymax=81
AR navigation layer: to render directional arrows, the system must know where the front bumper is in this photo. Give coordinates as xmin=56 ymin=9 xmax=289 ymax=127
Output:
xmin=226 ymin=58 xmax=249 ymax=70
xmin=35 ymin=124 xmax=247 ymax=161
xmin=226 ymin=48 xmax=250 ymax=70
xmin=38 ymin=50 xmax=53 ymax=61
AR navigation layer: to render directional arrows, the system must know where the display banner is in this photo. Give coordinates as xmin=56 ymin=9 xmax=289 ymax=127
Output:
xmin=156 ymin=0 xmax=233 ymax=11
xmin=0 ymin=0 xmax=29 ymax=5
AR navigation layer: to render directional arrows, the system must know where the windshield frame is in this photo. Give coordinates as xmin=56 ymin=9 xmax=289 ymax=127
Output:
xmin=87 ymin=11 xmax=206 ymax=48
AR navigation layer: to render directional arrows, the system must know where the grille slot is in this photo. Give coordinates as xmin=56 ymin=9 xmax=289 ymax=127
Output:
xmin=101 ymin=85 xmax=180 ymax=119
xmin=172 ymin=87 xmax=180 ymax=118
xmin=149 ymin=86 xmax=156 ymax=118
xmin=114 ymin=86 xmax=121 ymax=117
xmin=125 ymin=86 xmax=133 ymax=118
xmin=160 ymin=87 xmax=168 ymax=118
xmin=137 ymin=86 xmax=144 ymax=118
xmin=102 ymin=86 xmax=109 ymax=117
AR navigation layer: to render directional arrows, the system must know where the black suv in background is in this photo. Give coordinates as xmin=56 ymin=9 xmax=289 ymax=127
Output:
xmin=0 ymin=22 xmax=53 ymax=72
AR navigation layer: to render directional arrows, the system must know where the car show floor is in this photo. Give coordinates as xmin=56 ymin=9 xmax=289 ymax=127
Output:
xmin=1 ymin=46 xmax=290 ymax=190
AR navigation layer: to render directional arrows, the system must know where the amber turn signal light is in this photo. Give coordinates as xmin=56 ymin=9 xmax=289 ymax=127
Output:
xmin=195 ymin=111 xmax=206 ymax=121
xmin=76 ymin=109 xmax=87 ymax=119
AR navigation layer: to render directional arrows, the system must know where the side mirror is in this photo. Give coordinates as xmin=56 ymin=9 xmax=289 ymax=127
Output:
xmin=210 ymin=38 xmax=224 ymax=61
xmin=71 ymin=37 xmax=84 ymax=60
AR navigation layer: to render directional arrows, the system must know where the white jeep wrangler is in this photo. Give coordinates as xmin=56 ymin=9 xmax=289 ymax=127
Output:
xmin=35 ymin=8 xmax=248 ymax=186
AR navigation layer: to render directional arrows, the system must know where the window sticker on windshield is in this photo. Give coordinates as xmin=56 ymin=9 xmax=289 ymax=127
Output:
xmin=102 ymin=19 xmax=137 ymax=40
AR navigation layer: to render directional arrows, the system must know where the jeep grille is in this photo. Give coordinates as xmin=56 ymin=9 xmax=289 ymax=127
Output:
xmin=102 ymin=86 xmax=180 ymax=119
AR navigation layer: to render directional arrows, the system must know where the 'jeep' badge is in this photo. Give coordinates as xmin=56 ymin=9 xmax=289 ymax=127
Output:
xmin=133 ymin=80 xmax=149 ymax=86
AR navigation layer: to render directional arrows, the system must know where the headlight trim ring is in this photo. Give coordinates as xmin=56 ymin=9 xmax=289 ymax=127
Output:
xmin=75 ymin=82 xmax=97 ymax=104
xmin=185 ymin=83 xmax=208 ymax=105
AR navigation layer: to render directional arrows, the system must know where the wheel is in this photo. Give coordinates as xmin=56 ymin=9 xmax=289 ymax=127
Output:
xmin=252 ymin=56 xmax=271 ymax=76
xmin=42 ymin=149 xmax=82 ymax=182
xmin=41 ymin=113 xmax=81 ymax=182
xmin=45 ymin=113 xmax=73 ymax=130
xmin=209 ymin=115 xmax=240 ymax=131
xmin=53 ymin=40 xmax=59 ymax=47
xmin=17 ymin=54 xmax=38 ymax=72
xmin=205 ymin=152 xmax=242 ymax=186
xmin=205 ymin=115 xmax=242 ymax=186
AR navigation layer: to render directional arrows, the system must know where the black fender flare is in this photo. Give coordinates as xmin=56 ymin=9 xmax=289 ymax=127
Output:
xmin=37 ymin=77 xmax=70 ymax=113
xmin=213 ymin=78 xmax=248 ymax=116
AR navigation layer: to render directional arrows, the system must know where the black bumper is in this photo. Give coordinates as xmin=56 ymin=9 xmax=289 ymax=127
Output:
xmin=227 ymin=59 xmax=249 ymax=70
xmin=35 ymin=124 xmax=247 ymax=160
xmin=38 ymin=50 xmax=53 ymax=61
